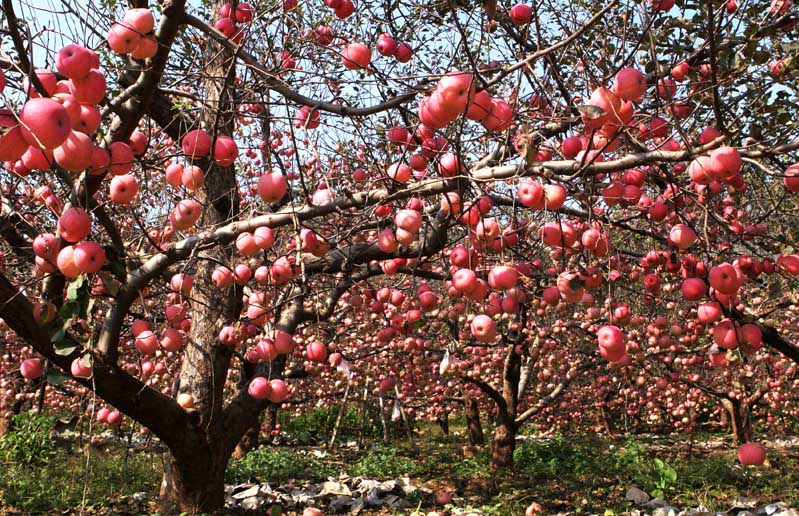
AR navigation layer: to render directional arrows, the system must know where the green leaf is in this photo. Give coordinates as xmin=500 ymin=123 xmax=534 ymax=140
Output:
xmin=664 ymin=467 xmax=677 ymax=482
xmin=46 ymin=371 xmax=70 ymax=386
xmin=50 ymin=318 xmax=71 ymax=344
xmin=58 ymin=302 xmax=77 ymax=320
xmin=53 ymin=342 xmax=77 ymax=356
xmin=109 ymin=260 xmax=126 ymax=278
xmin=66 ymin=276 xmax=84 ymax=301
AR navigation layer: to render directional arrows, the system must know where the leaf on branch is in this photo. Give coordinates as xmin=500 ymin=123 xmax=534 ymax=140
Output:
xmin=46 ymin=371 xmax=70 ymax=386
xmin=50 ymin=318 xmax=70 ymax=344
xmin=58 ymin=302 xmax=77 ymax=320
xmin=54 ymin=342 xmax=78 ymax=356
xmin=66 ymin=276 xmax=84 ymax=301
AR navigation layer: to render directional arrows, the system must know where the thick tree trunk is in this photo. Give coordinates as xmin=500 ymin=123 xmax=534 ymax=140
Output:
xmin=465 ymin=396 xmax=484 ymax=445
xmin=489 ymin=344 xmax=521 ymax=470
xmin=489 ymin=412 xmax=516 ymax=470
xmin=160 ymin=451 xmax=229 ymax=513
xmin=159 ymin=2 xmax=241 ymax=509
xmin=721 ymin=398 xmax=753 ymax=445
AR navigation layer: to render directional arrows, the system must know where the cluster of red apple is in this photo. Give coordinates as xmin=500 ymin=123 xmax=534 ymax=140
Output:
xmin=247 ymin=376 xmax=290 ymax=403
xmin=375 ymin=33 xmax=413 ymax=63
xmin=418 ymin=72 xmax=513 ymax=133
xmin=214 ymin=2 xmax=254 ymax=43
xmin=321 ymin=0 xmax=355 ymax=20
xmin=383 ymin=125 xmax=452 ymax=182
xmin=95 ymin=407 xmax=123 ymax=427
xmin=107 ymin=8 xmax=158 ymax=59
xmin=312 ymin=32 xmax=411 ymax=75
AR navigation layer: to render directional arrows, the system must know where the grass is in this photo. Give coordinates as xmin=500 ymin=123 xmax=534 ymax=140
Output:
xmin=2 ymin=411 xmax=799 ymax=516
xmin=226 ymin=446 xmax=337 ymax=484
xmin=0 ymin=412 xmax=161 ymax=514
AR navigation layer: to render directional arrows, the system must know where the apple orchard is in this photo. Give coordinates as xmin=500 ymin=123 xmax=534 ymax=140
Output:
xmin=3 ymin=0 xmax=799 ymax=510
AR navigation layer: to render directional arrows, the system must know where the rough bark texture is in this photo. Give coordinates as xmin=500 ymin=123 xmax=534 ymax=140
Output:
xmin=160 ymin=450 xmax=229 ymax=513
xmin=720 ymin=397 xmax=753 ymax=445
xmin=465 ymin=396 xmax=484 ymax=446
xmin=489 ymin=345 xmax=520 ymax=470
xmin=158 ymin=3 xmax=241 ymax=510
xmin=233 ymin=423 xmax=261 ymax=459
xmin=489 ymin=413 xmax=517 ymax=470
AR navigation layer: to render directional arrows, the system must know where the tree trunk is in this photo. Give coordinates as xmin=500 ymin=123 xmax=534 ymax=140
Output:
xmin=489 ymin=344 xmax=521 ymax=470
xmin=599 ymin=390 xmax=617 ymax=435
xmin=378 ymin=396 xmax=389 ymax=442
xmin=465 ymin=396 xmax=484 ymax=445
xmin=329 ymin=381 xmax=351 ymax=448
xmin=489 ymin=411 xmax=516 ymax=470
xmin=160 ymin=451 xmax=228 ymax=513
xmin=436 ymin=411 xmax=449 ymax=435
xmin=160 ymin=1 xmax=241 ymax=508
xmin=232 ymin=422 xmax=260 ymax=459
xmin=720 ymin=397 xmax=753 ymax=445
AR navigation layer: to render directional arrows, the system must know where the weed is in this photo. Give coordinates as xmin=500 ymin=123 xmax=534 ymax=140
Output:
xmin=226 ymin=445 xmax=337 ymax=484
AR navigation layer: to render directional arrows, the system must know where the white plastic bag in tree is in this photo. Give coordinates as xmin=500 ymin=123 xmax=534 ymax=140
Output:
xmin=439 ymin=350 xmax=451 ymax=376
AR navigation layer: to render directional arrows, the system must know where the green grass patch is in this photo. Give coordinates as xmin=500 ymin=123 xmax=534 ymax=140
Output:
xmin=226 ymin=445 xmax=338 ymax=484
xmin=0 ymin=412 xmax=160 ymax=513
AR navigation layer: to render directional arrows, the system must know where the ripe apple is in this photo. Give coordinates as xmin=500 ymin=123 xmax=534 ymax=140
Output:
xmin=107 ymin=23 xmax=141 ymax=54
xmin=20 ymin=358 xmax=45 ymax=379
xmin=20 ymin=98 xmax=71 ymax=149
xmin=0 ymin=110 xmax=29 ymax=162
xmin=58 ymin=207 xmax=92 ymax=242
xmin=108 ymin=141 xmax=135 ymax=175
xmin=108 ymin=174 xmax=139 ymax=205
xmin=341 ymin=43 xmax=371 ymax=70
xmin=509 ymin=4 xmax=532 ymax=24
xmin=257 ymin=172 xmax=288 ymax=202
xmin=53 ymin=130 xmax=94 ymax=172
xmin=56 ymin=44 xmax=94 ymax=80
xmin=72 ymin=240 xmax=107 ymax=273
xmin=182 ymin=128 xmax=212 ymax=158
xmin=737 ymin=442 xmax=766 ymax=465
xmin=123 ymin=8 xmax=155 ymax=33
xmin=71 ymin=357 xmax=92 ymax=378
xmin=376 ymin=33 xmax=398 ymax=56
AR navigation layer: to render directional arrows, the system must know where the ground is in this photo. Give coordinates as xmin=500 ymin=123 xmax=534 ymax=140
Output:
xmin=1 ymin=412 xmax=798 ymax=516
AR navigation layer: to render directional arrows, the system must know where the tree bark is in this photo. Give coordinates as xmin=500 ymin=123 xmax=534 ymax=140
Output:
xmin=160 ymin=450 xmax=228 ymax=512
xmin=233 ymin=422 xmax=261 ymax=459
xmin=720 ymin=397 xmax=753 ymax=445
xmin=436 ymin=411 xmax=449 ymax=435
xmin=489 ymin=344 xmax=521 ymax=470
xmin=489 ymin=410 xmax=516 ymax=470
xmin=378 ymin=395 xmax=389 ymax=442
xmin=159 ymin=1 xmax=242 ymax=509
xmin=329 ymin=381 xmax=351 ymax=449
xmin=465 ymin=396 xmax=484 ymax=446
